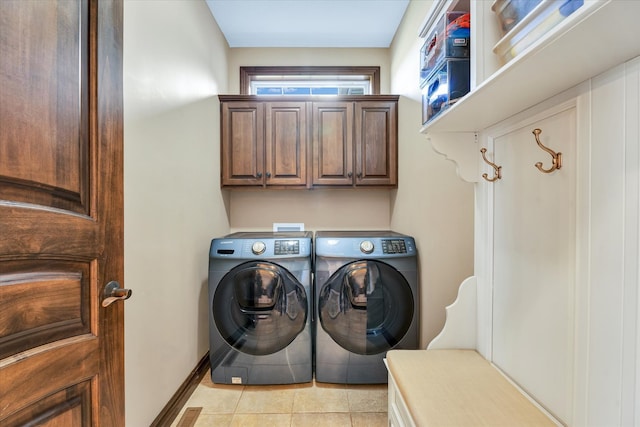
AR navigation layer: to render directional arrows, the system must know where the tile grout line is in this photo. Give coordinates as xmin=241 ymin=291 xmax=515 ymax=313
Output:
xmin=182 ymin=372 xmax=388 ymax=426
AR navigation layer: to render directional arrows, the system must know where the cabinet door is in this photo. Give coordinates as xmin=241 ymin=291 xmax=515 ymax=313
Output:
xmin=220 ymin=102 xmax=264 ymax=186
xmin=312 ymin=102 xmax=354 ymax=186
xmin=265 ymin=102 xmax=307 ymax=186
xmin=354 ymin=101 xmax=398 ymax=186
xmin=491 ymin=107 xmax=576 ymax=424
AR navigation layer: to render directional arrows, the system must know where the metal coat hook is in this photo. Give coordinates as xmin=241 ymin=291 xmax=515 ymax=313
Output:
xmin=480 ymin=148 xmax=501 ymax=182
xmin=532 ymin=128 xmax=562 ymax=173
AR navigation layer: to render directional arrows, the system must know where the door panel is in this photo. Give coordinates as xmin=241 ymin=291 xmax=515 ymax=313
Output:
xmin=0 ymin=0 xmax=124 ymax=425
xmin=1 ymin=337 xmax=98 ymax=419
xmin=265 ymin=102 xmax=307 ymax=186
xmin=0 ymin=0 xmax=89 ymax=214
xmin=312 ymin=102 xmax=353 ymax=185
xmin=2 ymin=380 xmax=92 ymax=426
xmin=0 ymin=260 xmax=91 ymax=360
xmin=354 ymin=102 xmax=397 ymax=186
xmin=221 ymin=102 xmax=264 ymax=186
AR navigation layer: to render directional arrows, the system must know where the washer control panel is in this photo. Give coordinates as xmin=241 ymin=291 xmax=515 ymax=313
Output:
xmin=274 ymin=239 xmax=300 ymax=255
xmin=359 ymin=240 xmax=374 ymax=254
xmin=314 ymin=232 xmax=416 ymax=258
xmin=382 ymin=239 xmax=407 ymax=254
xmin=211 ymin=232 xmax=312 ymax=259
xmin=251 ymin=241 xmax=266 ymax=255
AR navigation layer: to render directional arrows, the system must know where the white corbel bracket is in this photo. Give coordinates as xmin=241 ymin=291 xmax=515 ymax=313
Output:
xmin=427 ymin=131 xmax=479 ymax=183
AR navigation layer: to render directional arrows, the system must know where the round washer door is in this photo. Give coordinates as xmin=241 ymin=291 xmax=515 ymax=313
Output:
xmin=318 ymin=260 xmax=414 ymax=355
xmin=213 ymin=261 xmax=307 ymax=356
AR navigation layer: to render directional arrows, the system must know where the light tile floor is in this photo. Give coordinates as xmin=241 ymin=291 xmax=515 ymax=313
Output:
xmin=171 ymin=370 xmax=388 ymax=427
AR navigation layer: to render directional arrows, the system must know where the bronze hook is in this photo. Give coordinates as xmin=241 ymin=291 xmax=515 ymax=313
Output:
xmin=532 ymin=128 xmax=562 ymax=173
xmin=480 ymin=148 xmax=502 ymax=182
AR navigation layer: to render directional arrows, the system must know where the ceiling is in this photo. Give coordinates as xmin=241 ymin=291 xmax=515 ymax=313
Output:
xmin=205 ymin=0 xmax=410 ymax=48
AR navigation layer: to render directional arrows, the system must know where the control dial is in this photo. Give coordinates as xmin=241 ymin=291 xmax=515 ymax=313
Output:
xmin=251 ymin=241 xmax=266 ymax=255
xmin=360 ymin=240 xmax=374 ymax=254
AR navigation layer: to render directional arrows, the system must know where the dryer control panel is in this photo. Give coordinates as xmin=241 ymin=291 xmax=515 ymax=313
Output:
xmin=314 ymin=231 xmax=416 ymax=258
xmin=381 ymin=239 xmax=407 ymax=254
xmin=274 ymin=240 xmax=300 ymax=255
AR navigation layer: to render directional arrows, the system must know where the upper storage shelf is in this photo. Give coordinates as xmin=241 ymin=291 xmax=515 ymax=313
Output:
xmin=421 ymin=0 xmax=640 ymax=134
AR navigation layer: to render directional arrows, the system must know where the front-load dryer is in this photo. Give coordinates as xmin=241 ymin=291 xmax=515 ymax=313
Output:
xmin=208 ymin=231 xmax=312 ymax=385
xmin=314 ymin=231 xmax=419 ymax=384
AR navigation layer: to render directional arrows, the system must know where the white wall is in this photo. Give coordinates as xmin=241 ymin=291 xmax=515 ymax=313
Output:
xmin=226 ymin=48 xmax=394 ymax=233
xmin=123 ymin=1 xmax=229 ymax=425
xmin=389 ymin=0 xmax=475 ymax=346
xmin=227 ymin=48 xmax=391 ymax=94
xmin=229 ymin=189 xmax=392 ymax=231
xmin=227 ymin=42 xmax=474 ymax=346
xmin=121 ymin=1 xmax=475 ymax=423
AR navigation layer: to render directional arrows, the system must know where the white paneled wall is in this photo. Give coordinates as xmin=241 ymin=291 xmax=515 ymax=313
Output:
xmin=431 ymin=55 xmax=640 ymax=427
xmin=490 ymin=104 xmax=577 ymax=423
xmin=472 ymin=59 xmax=640 ymax=426
xmin=578 ymin=57 xmax=640 ymax=427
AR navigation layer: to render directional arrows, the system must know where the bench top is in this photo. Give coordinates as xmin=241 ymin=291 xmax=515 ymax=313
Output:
xmin=386 ymin=349 xmax=557 ymax=426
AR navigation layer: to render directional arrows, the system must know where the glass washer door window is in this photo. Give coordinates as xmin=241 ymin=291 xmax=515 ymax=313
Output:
xmin=213 ymin=261 xmax=308 ymax=356
xmin=318 ymin=260 xmax=414 ymax=355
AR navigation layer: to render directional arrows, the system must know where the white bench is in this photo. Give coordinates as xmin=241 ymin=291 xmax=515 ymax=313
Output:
xmin=386 ymin=349 xmax=557 ymax=427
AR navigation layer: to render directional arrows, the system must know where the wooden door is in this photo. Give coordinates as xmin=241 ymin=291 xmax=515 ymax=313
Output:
xmin=220 ymin=101 xmax=265 ymax=186
xmin=0 ymin=1 xmax=126 ymax=425
xmin=265 ymin=102 xmax=308 ymax=187
xmin=354 ymin=100 xmax=398 ymax=186
xmin=311 ymin=102 xmax=354 ymax=186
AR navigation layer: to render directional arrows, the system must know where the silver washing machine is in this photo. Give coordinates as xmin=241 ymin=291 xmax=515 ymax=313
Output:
xmin=208 ymin=231 xmax=313 ymax=385
xmin=314 ymin=231 xmax=419 ymax=384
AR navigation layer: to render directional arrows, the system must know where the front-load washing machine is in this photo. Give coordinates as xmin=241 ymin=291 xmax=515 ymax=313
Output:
xmin=314 ymin=231 xmax=419 ymax=384
xmin=208 ymin=231 xmax=313 ymax=385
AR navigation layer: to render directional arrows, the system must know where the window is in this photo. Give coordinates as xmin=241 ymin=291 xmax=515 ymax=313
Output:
xmin=240 ymin=66 xmax=381 ymax=95
xmin=252 ymin=80 xmax=369 ymax=96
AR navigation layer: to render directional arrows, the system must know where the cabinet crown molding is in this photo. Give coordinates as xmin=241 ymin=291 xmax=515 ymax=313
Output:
xmin=218 ymin=95 xmax=399 ymax=102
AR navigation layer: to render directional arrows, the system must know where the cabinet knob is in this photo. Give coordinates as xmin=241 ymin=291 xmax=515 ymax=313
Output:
xmin=348 ymin=172 xmax=353 ymax=178
xmin=266 ymin=172 xmax=271 ymax=178
xmin=256 ymin=172 xmax=263 ymax=178
xmin=357 ymin=172 xmax=362 ymax=179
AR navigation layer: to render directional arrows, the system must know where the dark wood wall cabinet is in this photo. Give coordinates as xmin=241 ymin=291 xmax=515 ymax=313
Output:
xmin=219 ymin=95 xmax=398 ymax=189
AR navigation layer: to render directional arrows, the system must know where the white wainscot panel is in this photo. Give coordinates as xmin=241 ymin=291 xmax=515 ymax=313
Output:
xmin=490 ymin=105 xmax=577 ymax=425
